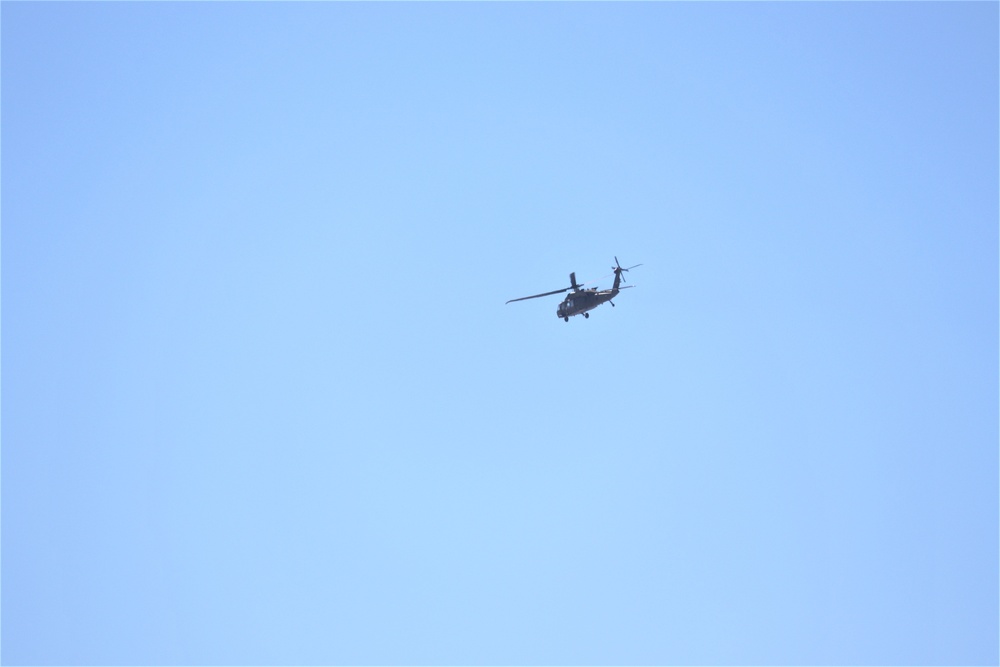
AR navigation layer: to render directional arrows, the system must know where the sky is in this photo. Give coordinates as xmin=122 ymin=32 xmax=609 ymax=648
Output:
xmin=2 ymin=2 xmax=998 ymax=665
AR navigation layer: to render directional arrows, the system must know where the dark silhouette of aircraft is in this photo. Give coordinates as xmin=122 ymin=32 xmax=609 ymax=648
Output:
xmin=506 ymin=257 xmax=642 ymax=321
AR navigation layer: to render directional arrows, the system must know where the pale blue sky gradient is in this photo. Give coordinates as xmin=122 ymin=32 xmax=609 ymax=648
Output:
xmin=3 ymin=2 xmax=998 ymax=665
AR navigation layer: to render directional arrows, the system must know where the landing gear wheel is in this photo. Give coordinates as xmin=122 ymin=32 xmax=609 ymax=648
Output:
xmin=584 ymin=313 xmax=589 ymax=319
xmin=564 ymin=317 xmax=569 ymax=322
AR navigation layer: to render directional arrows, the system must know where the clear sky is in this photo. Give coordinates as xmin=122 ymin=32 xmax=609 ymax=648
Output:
xmin=2 ymin=2 xmax=997 ymax=665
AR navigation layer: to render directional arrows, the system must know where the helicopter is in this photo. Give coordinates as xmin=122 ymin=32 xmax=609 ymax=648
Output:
xmin=506 ymin=256 xmax=642 ymax=322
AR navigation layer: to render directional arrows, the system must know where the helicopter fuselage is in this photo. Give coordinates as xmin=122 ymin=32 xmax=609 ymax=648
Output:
xmin=556 ymin=288 xmax=619 ymax=321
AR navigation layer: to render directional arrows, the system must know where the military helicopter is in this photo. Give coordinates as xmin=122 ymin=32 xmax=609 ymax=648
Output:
xmin=506 ymin=256 xmax=642 ymax=321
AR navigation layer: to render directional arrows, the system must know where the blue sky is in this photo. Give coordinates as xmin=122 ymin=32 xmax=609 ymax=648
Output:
xmin=2 ymin=2 xmax=997 ymax=665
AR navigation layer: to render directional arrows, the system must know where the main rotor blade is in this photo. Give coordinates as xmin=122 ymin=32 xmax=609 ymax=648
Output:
xmin=505 ymin=287 xmax=570 ymax=304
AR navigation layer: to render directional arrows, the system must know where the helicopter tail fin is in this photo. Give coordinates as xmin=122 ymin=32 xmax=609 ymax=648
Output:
xmin=611 ymin=257 xmax=642 ymax=292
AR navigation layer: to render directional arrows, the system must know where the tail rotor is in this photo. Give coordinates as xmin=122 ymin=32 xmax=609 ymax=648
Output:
xmin=613 ymin=256 xmax=643 ymax=283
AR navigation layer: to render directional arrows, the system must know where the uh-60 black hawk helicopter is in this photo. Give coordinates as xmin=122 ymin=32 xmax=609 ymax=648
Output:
xmin=506 ymin=256 xmax=642 ymax=322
